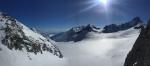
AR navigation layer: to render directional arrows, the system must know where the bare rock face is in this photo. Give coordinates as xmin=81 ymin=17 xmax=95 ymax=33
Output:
xmin=124 ymin=19 xmax=150 ymax=66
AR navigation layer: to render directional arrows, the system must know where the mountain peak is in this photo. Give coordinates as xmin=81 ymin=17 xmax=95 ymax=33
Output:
xmin=86 ymin=24 xmax=94 ymax=28
xmin=0 ymin=12 xmax=8 ymax=17
xmin=85 ymin=24 xmax=99 ymax=31
xmin=132 ymin=17 xmax=142 ymax=22
xmin=70 ymin=24 xmax=100 ymax=33
xmin=0 ymin=12 xmax=4 ymax=15
xmin=51 ymin=24 xmax=100 ymax=42
xmin=129 ymin=17 xmax=143 ymax=26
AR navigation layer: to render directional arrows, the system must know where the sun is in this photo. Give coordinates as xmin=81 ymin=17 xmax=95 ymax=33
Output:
xmin=80 ymin=0 xmax=112 ymax=13
xmin=98 ymin=0 xmax=109 ymax=6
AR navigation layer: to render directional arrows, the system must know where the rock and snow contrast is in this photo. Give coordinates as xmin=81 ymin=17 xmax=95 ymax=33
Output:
xmin=50 ymin=17 xmax=144 ymax=66
xmin=51 ymin=17 xmax=143 ymax=42
xmin=0 ymin=12 xmax=64 ymax=66
xmin=0 ymin=12 xmax=147 ymax=66
xmin=124 ymin=20 xmax=150 ymax=66
xmin=51 ymin=24 xmax=101 ymax=42
xmin=102 ymin=17 xmax=143 ymax=33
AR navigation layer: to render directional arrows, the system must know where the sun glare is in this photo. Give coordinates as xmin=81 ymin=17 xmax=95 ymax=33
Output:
xmin=98 ymin=0 xmax=108 ymax=6
xmin=97 ymin=0 xmax=109 ymax=7
xmin=80 ymin=0 xmax=112 ymax=13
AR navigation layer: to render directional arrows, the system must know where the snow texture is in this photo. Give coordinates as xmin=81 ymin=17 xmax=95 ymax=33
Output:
xmin=55 ymin=28 xmax=140 ymax=66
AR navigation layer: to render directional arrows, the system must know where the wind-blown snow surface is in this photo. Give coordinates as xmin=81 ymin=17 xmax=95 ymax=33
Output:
xmin=55 ymin=28 xmax=140 ymax=66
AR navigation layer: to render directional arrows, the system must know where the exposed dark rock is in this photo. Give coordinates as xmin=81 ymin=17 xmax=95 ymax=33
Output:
xmin=103 ymin=24 xmax=119 ymax=33
xmin=0 ymin=12 xmax=63 ymax=58
xmin=124 ymin=19 xmax=150 ymax=66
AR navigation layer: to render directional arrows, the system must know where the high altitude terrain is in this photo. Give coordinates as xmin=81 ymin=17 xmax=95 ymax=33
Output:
xmin=0 ymin=12 xmax=147 ymax=66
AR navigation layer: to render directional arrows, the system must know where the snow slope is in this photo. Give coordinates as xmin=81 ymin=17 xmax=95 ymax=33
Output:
xmin=55 ymin=28 xmax=140 ymax=66
xmin=0 ymin=42 xmax=65 ymax=66
xmin=0 ymin=12 xmax=64 ymax=66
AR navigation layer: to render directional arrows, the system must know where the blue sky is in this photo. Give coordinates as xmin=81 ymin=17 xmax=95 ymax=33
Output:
xmin=0 ymin=0 xmax=150 ymax=32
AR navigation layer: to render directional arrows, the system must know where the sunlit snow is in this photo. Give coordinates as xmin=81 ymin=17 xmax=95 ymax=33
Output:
xmin=55 ymin=28 xmax=140 ymax=66
xmin=0 ymin=27 xmax=140 ymax=66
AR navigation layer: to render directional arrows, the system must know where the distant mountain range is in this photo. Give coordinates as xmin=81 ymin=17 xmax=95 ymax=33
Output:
xmin=50 ymin=17 xmax=143 ymax=42
xmin=102 ymin=17 xmax=143 ymax=33
xmin=50 ymin=24 xmax=101 ymax=42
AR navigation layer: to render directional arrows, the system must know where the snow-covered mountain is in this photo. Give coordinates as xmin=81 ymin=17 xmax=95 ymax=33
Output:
xmin=51 ymin=17 xmax=143 ymax=42
xmin=30 ymin=27 xmax=56 ymax=39
xmin=0 ymin=12 xmax=146 ymax=66
xmin=30 ymin=27 xmax=39 ymax=33
xmin=0 ymin=12 xmax=63 ymax=58
xmin=102 ymin=17 xmax=143 ymax=33
xmin=51 ymin=24 xmax=101 ymax=42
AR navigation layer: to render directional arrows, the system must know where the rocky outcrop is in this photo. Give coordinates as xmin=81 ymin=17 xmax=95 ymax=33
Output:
xmin=0 ymin=12 xmax=63 ymax=58
xmin=124 ymin=19 xmax=150 ymax=66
